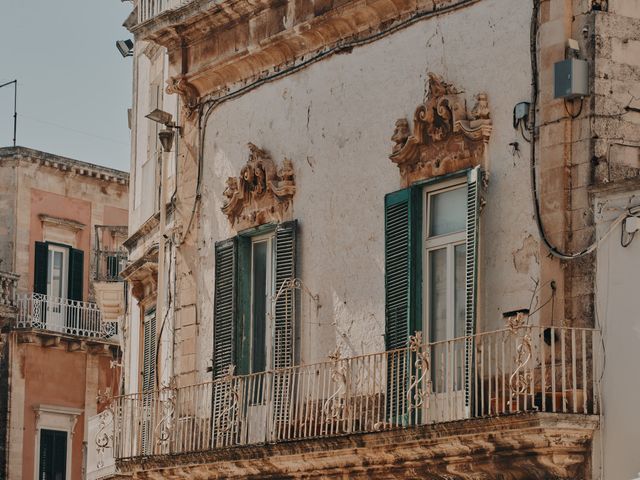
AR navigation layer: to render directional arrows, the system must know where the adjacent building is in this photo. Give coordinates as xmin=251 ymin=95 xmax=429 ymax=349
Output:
xmin=90 ymin=0 xmax=640 ymax=479
xmin=0 ymin=147 xmax=128 ymax=480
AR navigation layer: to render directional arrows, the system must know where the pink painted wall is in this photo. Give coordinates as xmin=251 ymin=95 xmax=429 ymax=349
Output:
xmin=28 ymin=189 xmax=92 ymax=300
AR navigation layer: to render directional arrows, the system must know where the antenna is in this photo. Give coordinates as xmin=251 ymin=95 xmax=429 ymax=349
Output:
xmin=0 ymin=79 xmax=17 ymax=146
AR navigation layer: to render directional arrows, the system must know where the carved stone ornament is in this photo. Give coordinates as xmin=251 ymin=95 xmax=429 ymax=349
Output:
xmin=222 ymin=143 xmax=296 ymax=229
xmin=390 ymin=73 xmax=492 ymax=186
xmin=165 ymin=75 xmax=199 ymax=118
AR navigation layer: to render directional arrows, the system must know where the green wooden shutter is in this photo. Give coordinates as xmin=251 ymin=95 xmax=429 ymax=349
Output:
xmin=213 ymin=238 xmax=238 ymax=379
xmin=273 ymin=220 xmax=297 ymax=369
xmin=384 ymin=188 xmax=421 ymax=423
xmin=384 ymin=188 xmax=421 ymax=350
xmin=142 ymin=310 xmax=157 ymax=393
xmin=68 ymin=248 xmax=84 ymax=301
xmin=464 ymin=167 xmax=482 ymax=408
xmin=34 ymin=242 xmax=48 ymax=295
xmin=141 ymin=309 xmax=157 ymax=454
xmin=269 ymin=221 xmax=297 ymax=436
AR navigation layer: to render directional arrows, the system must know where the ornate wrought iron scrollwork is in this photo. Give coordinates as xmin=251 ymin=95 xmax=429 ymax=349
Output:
xmin=322 ymin=349 xmax=349 ymax=423
xmin=507 ymin=312 xmax=533 ymax=397
xmin=215 ymin=365 xmax=240 ymax=433
xmin=95 ymin=388 xmax=114 ymax=469
xmin=407 ymin=331 xmax=431 ymax=412
xmin=154 ymin=378 xmax=177 ymax=448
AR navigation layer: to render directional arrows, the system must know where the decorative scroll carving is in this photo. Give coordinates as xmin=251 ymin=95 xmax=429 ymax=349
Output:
xmin=166 ymin=75 xmax=199 ymax=117
xmin=390 ymin=73 xmax=492 ymax=185
xmin=221 ymin=143 xmax=296 ymax=229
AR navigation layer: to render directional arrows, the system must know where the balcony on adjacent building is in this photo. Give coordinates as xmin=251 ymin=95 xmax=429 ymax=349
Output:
xmin=14 ymin=292 xmax=118 ymax=342
xmin=102 ymin=324 xmax=601 ymax=478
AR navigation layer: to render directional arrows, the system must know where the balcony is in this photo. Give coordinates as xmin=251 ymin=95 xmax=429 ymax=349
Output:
xmin=14 ymin=292 xmax=118 ymax=342
xmin=138 ymin=0 xmax=192 ymax=23
xmin=108 ymin=325 xmax=600 ymax=477
xmin=87 ymin=408 xmax=116 ymax=480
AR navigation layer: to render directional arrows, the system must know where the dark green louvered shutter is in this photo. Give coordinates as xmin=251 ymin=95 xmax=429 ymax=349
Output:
xmin=142 ymin=309 xmax=157 ymax=393
xmin=384 ymin=188 xmax=421 ymax=350
xmin=384 ymin=188 xmax=421 ymax=423
xmin=34 ymin=242 xmax=48 ymax=295
xmin=464 ymin=167 xmax=482 ymax=408
xmin=273 ymin=220 xmax=297 ymax=369
xmin=141 ymin=309 xmax=157 ymax=454
xmin=39 ymin=429 xmax=67 ymax=480
xmin=68 ymin=248 xmax=84 ymax=301
xmin=213 ymin=238 xmax=238 ymax=379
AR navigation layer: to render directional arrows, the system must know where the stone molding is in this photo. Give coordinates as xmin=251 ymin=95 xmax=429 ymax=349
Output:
xmin=38 ymin=214 xmax=86 ymax=233
xmin=120 ymin=246 xmax=159 ymax=303
xmin=390 ymin=73 xmax=492 ymax=186
xmin=0 ymin=146 xmax=129 ymax=185
xmin=221 ymin=143 xmax=295 ymax=229
xmin=129 ymin=0 xmax=480 ymax=102
xmin=117 ymin=412 xmax=598 ymax=479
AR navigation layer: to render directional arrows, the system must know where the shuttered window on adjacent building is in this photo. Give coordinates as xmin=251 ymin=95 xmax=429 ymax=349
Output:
xmin=384 ymin=167 xmax=482 ymax=410
xmin=33 ymin=241 xmax=84 ymax=301
xmin=38 ymin=429 xmax=67 ymax=480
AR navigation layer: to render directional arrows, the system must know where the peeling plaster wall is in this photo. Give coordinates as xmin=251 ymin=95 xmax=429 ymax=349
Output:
xmin=192 ymin=0 xmax=539 ymax=376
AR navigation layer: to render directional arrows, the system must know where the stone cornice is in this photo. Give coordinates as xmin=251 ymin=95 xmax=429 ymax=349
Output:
xmin=0 ymin=147 xmax=129 ymax=185
xmin=39 ymin=214 xmax=86 ymax=232
xmin=123 ymin=212 xmax=160 ymax=252
xmin=118 ymin=413 xmax=598 ymax=479
xmin=132 ymin=0 xmax=481 ymax=101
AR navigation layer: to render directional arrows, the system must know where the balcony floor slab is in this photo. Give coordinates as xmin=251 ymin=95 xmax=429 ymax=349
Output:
xmin=116 ymin=412 xmax=598 ymax=480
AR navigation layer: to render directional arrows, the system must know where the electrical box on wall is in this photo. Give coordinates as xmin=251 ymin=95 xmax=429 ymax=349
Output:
xmin=554 ymin=58 xmax=589 ymax=99
xmin=553 ymin=58 xmax=589 ymax=98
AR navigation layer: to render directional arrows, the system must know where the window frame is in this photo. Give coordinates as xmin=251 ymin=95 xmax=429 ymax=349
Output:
xmin=422 ymin=179 xmax=467 ymax=343
xmin=248 ymin=232 xmax=276 ymax=374
xmin=32 ymin=405 xmax=81 ymax=480
xmin=46 ymin=244 xmax=69 ymax=301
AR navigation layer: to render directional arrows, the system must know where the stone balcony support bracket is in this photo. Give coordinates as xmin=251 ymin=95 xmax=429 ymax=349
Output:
xmin=117 ymin=413 xmax=598 ymax=480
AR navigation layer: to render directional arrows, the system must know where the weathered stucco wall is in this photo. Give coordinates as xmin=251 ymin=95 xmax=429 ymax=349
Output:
xmin=189 ymin=0 xmax=538 ymax=375
xmin=594 ymin=188 xmax=640 ymax=480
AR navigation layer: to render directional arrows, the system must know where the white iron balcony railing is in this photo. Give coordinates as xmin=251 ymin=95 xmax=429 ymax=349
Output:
xmin=15 ymin=292 xmax=118 ymax=341
xmin=112 ymin=325 xmax=600 ymax=460
xmin=87 ymin=408 xmax=116 ymax=480
xmin=138 ymin=0 xmax=193 ymax=23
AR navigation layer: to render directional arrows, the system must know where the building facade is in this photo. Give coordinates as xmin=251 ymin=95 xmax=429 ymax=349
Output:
xmin=92 ymin=0 xmax=640 ymax=478
xmin=0 ymin=147 xmax=129 ymax=480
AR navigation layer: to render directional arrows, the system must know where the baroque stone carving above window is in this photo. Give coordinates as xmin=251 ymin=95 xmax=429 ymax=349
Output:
xmin=390 ymin=73 xmax=492 ymax=186
xmin=222 ymin=143 xmax=296 ymax=229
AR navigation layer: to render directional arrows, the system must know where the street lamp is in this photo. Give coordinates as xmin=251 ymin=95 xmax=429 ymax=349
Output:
xmin=146 ymin=109 xmax=180 ymax=153
xmin=116 ymin=39 xmax=134 ymax=58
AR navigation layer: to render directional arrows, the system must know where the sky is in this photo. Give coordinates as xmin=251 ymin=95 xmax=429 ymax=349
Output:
xmin=0 ymin=0 xmax=133 ymax=171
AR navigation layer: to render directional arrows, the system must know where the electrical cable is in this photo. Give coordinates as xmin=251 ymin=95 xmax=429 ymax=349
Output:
xmin=620 ymin=215 xmax=637 ymax=247
xmin=174 ymin=0 xmax=483 ymax=247
xmin=563 ymin=97 xmax=584 ymax=119
xmin=528 ymin=0 xmax=630 ymax=260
